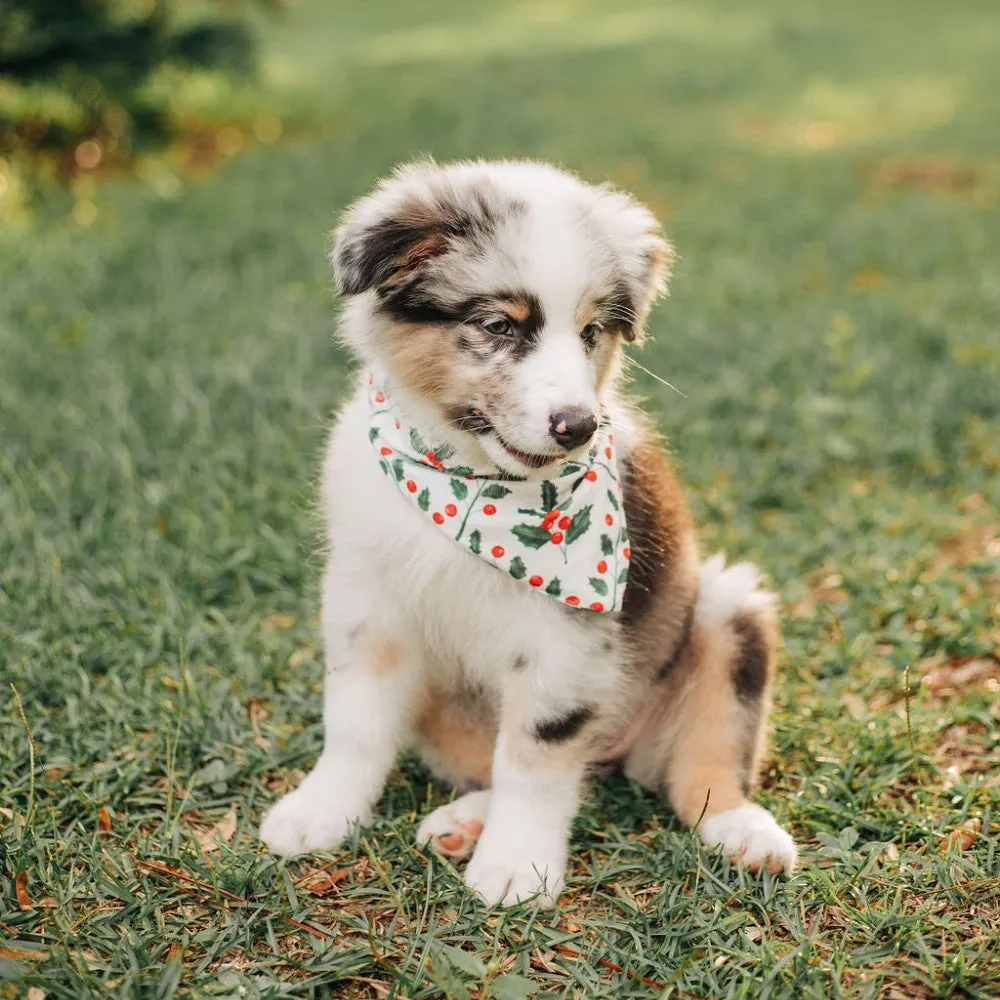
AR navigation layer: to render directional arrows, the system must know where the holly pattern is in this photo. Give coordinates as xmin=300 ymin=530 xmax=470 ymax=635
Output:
xmin=367 ymin=373 xmax=630 ymax=613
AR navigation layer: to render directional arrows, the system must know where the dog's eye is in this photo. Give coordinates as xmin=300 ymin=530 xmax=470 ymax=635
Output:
xmin=582 ymin=321 xmax=604 ymax=343
xmin=480 ymin=316 xmax=514 ymax=338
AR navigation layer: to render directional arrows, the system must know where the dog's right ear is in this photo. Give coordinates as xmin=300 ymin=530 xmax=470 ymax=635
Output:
xmin=332 ymin=162 xmax=482 ymax=296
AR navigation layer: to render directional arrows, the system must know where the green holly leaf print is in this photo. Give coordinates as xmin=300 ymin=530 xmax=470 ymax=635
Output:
xmin=546 ymin=576 xmax=562 ymax=597
xmin=378 ymin=460 xmax=389 ymax=476
xmin=512 ymin=524 xmax=552 ymax=549
xmin=436 ymin=442 xmax=455 ymax=460
xmin=469 ymin=529 xmax=481 ymax=554
xmin=509 ymin=556 xmax=527 ymax=579
xmin=589 ymin=577 xmax=609 ymax=596
xmin=450 ymin=478 xmax=469 ymax=501
xmin=368 ymin=427 xmax=380 ymax=443
xmin=481 ymin=483 xmax=513 ymax=499
xmin=417 ymin=487 xmax=431 ymax=512
xmin=391 ymin=458 xmax=405 ymax=482
xmin=564 ymin=504 xmax=592 ymax=545
xmin=600 ymin=533 xmax=614 ymax=556
xmin=559 ymin=462 xmax=584 ymax=478
xmin=541 ymin=480 xmax=558 ymax=511
xmin=618 ymin=566 xmax=629 ymax=585
xmin=409 ymin=427 xmax=428 ymax=454
xmin=607 ymin=488 xmax=619 ymax=511
xmin=452 ymin=465 xmax=474 ymax=476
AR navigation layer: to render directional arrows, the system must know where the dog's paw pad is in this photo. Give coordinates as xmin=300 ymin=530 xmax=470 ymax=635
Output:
xmin=416 ymin=791 xmax=490 ymax=862
xmin=700 ymin=803 xmax=797 ymax=874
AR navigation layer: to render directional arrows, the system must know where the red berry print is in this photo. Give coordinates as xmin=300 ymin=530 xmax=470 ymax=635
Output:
xmin=444 ymin=503 xmax=458 ymax=517
xmin=550 ymin=531 xmax=564 ymax=544
xmin=623 ymin=546 xmax=631 ymax=560
xmin=425 ymin=450 xmax=444 ymax=469
xmin=605 ymin=513 xmax=614 ymax=526
xmin=605 ymin=446 xmax=613 ymax=459
xmin=558 ymin=515 xmax=572 ymax=530
xmin=491 ymin=545 xmax=505 ymax=559
xmin=379 ymin=446 xmax=392 ymax=456
xmin=542 ymin=517 xmax=555 ymax=530
xmin=608 ymin=433 xmax=614 ymax=445
xmin=374 ymin=391 xmax=385 ymax=403
xmin=597 ymin=560 xmax=608 ymax=574
xmin=584 ymin=470 xmax=598 ymax=482
xmin=406 ymin=480 xmax=418 ymax=493
xmin=483 ymin=503 xmax=497 ymax=516
xmin=529 ymin=575 xmax=543 ymax=587
xmin=590 ymin=602 xmax=604 ymax=612
xmin=432 ymin=512 xmax=445 ymax=524
xmin=393 ymin=417 xmax=401 ymax=429
xmin=546 ymin=509 xmax=560 ymax=520
xmin=565 ymin=595 xmax=580 ymax=606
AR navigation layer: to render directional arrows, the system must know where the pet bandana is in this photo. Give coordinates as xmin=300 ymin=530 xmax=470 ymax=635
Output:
xmin=367 ymin=373 xmax=630 ymax=612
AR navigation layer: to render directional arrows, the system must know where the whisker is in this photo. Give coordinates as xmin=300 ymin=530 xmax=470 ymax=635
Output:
xmin=623 ymin=354 xmax=687 ymax=398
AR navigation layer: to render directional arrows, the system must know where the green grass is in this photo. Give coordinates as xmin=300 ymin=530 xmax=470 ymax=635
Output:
xmin=2 ymin=0 xmax=1000 ymax=996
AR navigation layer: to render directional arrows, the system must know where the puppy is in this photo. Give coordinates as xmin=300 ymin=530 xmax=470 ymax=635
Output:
xmin=259 ymin=159 xmax=796 ymax=905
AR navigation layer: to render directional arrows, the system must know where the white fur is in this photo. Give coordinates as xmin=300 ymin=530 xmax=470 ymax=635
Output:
xmin=700 ymin=804 xmax=797 ymax=873
xmin=696 ymin=553 xmax=775 ymax=629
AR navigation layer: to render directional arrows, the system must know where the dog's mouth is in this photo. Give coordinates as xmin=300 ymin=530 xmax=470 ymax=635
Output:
xmin=464 ymin=407 xmax=566 ymax=471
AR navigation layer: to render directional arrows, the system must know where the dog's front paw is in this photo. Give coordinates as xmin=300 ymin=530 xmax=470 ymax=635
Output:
xmin=259 ymin=785 xmax=366 ymax=857
xmin=700 ymin=803 xmax=797 ymax=874
xmin=464 ymin=841 xmax=565 ymax=907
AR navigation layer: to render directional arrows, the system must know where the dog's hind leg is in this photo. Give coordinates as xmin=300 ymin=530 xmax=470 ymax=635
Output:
xmin=624 ymin=555 xmax=797 ymax=873
xmin=417 ymin=789 xmax=491 ymax=860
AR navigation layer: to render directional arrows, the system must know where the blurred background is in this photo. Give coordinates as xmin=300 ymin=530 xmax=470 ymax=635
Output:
xmin=1 ymin=1 xmax=998 ymax=996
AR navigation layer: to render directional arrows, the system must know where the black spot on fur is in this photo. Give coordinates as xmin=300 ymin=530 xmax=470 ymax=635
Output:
xmin=597 ymin=282 xmax=640 ymax=341
xmin=337 ymin=195 xmax=502 ymax=296
xmin=534 ymin=705 xmax=593 ymax=743
xmin=446 ymin=404 xmax=493 ymax=435
xmin=380 ymin=280 xmax=463 ymax=325
xmin=732 ymin=614 xmax=769 ymax=702
xmin=655 ymin=601 xmax=695 ymax=681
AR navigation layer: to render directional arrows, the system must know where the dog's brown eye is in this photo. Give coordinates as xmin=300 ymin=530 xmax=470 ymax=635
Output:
xmin=582 ymin=321 xmax=603 ymax=343
xmin=480 ymin=316 xmax=513 ymax=338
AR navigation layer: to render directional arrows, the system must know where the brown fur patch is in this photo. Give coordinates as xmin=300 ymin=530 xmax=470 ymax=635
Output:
xmin=618 ymin=417 xmax=699 ymax=671
xmin=415 ymin=688 xmax=496 ymax=789
xmin=356 ymin=627 xmax=403 ymax=677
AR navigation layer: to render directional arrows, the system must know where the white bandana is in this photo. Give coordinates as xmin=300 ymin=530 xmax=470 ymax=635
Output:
xmin=366 ymin=373 xmax=631 ymax=613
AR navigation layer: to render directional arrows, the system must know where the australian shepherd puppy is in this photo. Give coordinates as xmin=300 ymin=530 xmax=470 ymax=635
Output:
xmin=259 ymin=159 xmax=796 ymax=905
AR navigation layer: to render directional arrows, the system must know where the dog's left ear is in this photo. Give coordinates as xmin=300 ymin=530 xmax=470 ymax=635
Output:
xmin=332 ymin=161 xmax=488 ymax=296
xmin=593 ymin=188 xmax=675 ymax=343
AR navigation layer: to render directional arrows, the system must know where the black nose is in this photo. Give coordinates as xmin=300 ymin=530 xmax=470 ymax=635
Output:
xmin=549 ymin=407 xmax=599 ymax=449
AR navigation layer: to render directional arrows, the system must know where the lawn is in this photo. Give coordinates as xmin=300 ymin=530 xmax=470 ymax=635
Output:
xmin=2 ymin=0 xmax=999 ymax=996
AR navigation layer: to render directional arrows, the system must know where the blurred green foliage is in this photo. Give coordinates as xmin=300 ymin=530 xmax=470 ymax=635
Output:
xmin=0 ymin=0 xmax=261 ymax=169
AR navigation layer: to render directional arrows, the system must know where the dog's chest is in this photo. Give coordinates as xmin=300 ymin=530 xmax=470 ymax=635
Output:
xmin=322 ymin=392 xmax=619 ymax=693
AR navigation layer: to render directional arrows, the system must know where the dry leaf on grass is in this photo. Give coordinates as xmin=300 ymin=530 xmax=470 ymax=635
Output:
xmin=938 ymin=818 xmax=982 ymax=853
xmin=0 ymin=807 xmax=13 ymax=821
xmin=298 ymin=869 xmax=350 ymax=896
xmin=922 ymin=656 xmax=1000 ymax=697
xmin=27 ymin=988 xmax=46 ymax=1000
xmin=261 ymin=613 xmax=295 ymax=633
xmin=98 ymin=806 xmax=112 ymax=833
xmin=840 ymin=691 xmax=867 ymax=719
xmin=15 ymin=871 xmax=32 ymax=910
xmin=189 ymin=803 xmax=239 ymax=853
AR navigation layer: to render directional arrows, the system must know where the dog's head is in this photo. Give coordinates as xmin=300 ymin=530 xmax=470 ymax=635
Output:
xmin=333 ymin=159 xmax=672 ymax=474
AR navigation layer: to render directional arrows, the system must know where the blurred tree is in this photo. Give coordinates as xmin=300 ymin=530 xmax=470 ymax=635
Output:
xmin=0 ymin=0 xmax=262 ymax=171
